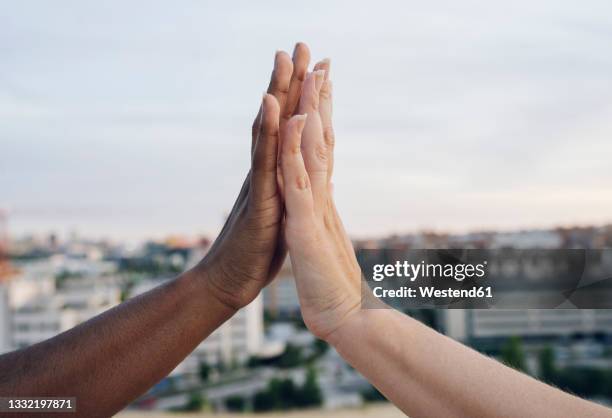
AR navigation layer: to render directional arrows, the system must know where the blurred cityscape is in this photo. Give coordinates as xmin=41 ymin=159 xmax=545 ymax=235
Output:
xmin=1 ymin=218 xmax=612 ymax=413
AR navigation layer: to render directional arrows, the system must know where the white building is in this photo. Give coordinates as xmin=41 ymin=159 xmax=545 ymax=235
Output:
xmin=0 ymin=283 xmax=10 ymax=352
xmin=4 ymin=257 xmax=121 ymax=351
xmin=187 ymin=296 xmax=263 ymax=368
xmin=11 ymin=275 xmax=121 ymax=349
xmin=3 ymin=256 xmax=263 ymax=372
xmin=131 ymin=278 xmax=263 ymax=372
xmin=263 ymin=260 xmax=300 ymax=317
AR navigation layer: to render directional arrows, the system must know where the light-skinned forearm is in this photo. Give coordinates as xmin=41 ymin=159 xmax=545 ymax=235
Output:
xmin=328 ymin=308 xmax=611 ymax=418
xmin=0 ymin=267 xmax=234 ymax=418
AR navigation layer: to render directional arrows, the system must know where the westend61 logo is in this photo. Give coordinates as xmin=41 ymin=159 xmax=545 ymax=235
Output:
xmin=372 ymin=260 xmax=488 ymax=282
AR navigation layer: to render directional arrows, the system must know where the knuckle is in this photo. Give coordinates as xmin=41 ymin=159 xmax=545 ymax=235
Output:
xmin=290 ymin=144 xmax=301 ymax=155
xmin=281 ymin=109 xmax=293 ymax=122
xmin=315 ymin=143 xmax=328 ymax=162
xmin=261 ymin=123 xmax=279 ymax=140
xmin=320 ymin=86 xmax=332 ymax=101
xmin=252 ymin=155 xmax=275 ymax=174
xmin=296 ymin=174 xmax=310 ymax=190
xmin=323 ymin=126 xmax=335 ymax=148
xmin=275 ymin=84 xmax=290 ymax=95
xmin=295 ymin=69 xmax=307 ymax=82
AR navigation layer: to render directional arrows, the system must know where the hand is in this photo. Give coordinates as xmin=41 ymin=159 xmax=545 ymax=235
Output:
xmin=279 ymin=67 xmax=362 ymax=341
xmin=195 ymin=44 xmax=311 ymax=311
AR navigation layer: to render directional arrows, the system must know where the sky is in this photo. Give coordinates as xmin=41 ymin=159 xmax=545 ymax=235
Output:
xmin=1 ymin=0 xmax=612 ymax=242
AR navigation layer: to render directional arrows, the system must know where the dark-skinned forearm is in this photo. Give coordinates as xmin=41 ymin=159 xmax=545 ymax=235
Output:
xmin=0 ymin=266 xmax=234 ymax=418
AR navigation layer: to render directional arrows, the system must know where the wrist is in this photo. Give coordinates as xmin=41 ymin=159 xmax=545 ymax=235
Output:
xmin=182 ymin=262 xmax=240 ymax=316
xmin=323 ymin=306 xmax=364 ymax=346
xmin=327 ymin=308 xmax=422 ymax=350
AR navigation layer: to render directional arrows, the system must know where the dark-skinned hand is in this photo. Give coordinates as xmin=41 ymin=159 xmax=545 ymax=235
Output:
xmin=195 ymin=43 xmax=331 ymax=310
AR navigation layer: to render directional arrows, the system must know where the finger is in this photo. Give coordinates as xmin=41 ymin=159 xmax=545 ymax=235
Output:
xmin=280 ymin=114 xmax=313 ymax=222
xmin=252 ymin=51 xmax=293 ymax=152
xmin=297 ymin=70 xmax=328 ymax=215
xmin=267 ymin=51 xmax=293 ymax=116
xmin=282 ymin=42 xmax=310 ymax=123
xmin=251 ymin=94 xmax=281 ymax=206
xmin=313 ymin=59 xmax=334 ymax=181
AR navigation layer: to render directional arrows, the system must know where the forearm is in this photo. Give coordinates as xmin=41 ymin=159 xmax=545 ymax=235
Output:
xmin=328 ymin=309 xmax=611 ymax=418
xmin=0 ymin=267 xmax=235 ymax=417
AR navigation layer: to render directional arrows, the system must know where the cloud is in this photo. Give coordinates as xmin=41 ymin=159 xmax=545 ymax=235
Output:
xmin=1 ymin=0 xmax=611 ymax=239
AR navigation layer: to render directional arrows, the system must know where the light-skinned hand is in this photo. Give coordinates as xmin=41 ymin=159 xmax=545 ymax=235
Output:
xmin=279 ymin=67 xmax=363 ymax=341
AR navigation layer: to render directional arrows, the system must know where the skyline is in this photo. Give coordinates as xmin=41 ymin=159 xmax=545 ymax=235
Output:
xmin=2 ymin=0 xmax=612 ymax=240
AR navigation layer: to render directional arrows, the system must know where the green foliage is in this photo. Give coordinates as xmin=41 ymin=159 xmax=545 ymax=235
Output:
xmin=297 ymin=367 xmax=323 ymax=407
xmin=361 ymin=384 xmax=387 ymax=402
xmin=199 ymin=361 xmax=211 ymax=382
xmin=501 ymin=336 xmax=526 ymax=372
xmin=253 ymin=389 xmax=276 ymax=412
xmin=54 ymin=270 xmax=83 ymax=289
xmin=274 ymin=378 xmax=299 ymax=409
xmin=263 ymin=310 xmax=276 ymax=328
xmin=246 ymin=355 xmax=261 ymax=368
xmin=553 ymin=367 xmax=612 ymax=398
xmin=225 ymin=395 xmax=247 ymax=412
xmin=538 ymin=346 xmax=556 ymax=383
xmin=252 ymin=367 xmax=323 ymax=411
xmin=183 ymin=392 xmax=204 ymax=411
xmin=293 ymin=316 xmax=308 ymax=330
xmin=313 ymin=339 xmax=329 ymax=357
xmin=278 ymin=343 xmax=303 ymax=368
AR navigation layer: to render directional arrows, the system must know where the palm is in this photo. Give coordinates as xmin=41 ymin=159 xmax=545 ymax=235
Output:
xmin=198 ymin=44 xmax=318 ymax=310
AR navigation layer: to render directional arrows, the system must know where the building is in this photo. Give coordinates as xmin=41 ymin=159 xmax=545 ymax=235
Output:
xmin=0 ymin=284 xmax=10 ymax=353
xmin=263 ymin=260 xmax=300 ymax=317
xmin=2 ymin=257 xmax=121 ymax=352
xmin=188 ymin=296 xmax=263 ymax=368
xmin=131 ymin=278 xmax=263 ymax=372
xmin=442 ymin=309 xmax=612 ymax=346
xmin=11 ymin=275 xmax=121 ymax=349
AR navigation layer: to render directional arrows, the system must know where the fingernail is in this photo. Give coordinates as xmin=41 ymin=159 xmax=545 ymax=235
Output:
xmin=292 ymin=42 xmax=302 ymax=58
xmin=313 ymin=69 xmax=326 ymax=91
xmin=321 ymin=58 xmax=331 ymax=79
xmin=294 ymin=114 xmax=308 ymax=133
xmin=274 ymin=50 xmax=284 ymax=64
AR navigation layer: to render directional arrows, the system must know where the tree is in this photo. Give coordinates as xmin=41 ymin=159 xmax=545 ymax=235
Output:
xmin=555 ymin=367 xmax=608 ymax=397
xmin=278 ymin=344 xmax=303 ymax=368
xmin=199 ymin=361 xmax=211 ymax=383
xmin=183 ymin=392 xmax=204 ymax=411
xmin=362 ymin=384 xmax=387 ymax=402
xmin=538 ymin=346 xmax=556 ymax=383
xmin=297 ymin=367 xmax=323 ymax=407
xmin=313 ymin=339 xmax=329 ymax=358
xmin=253 ymin=390 xmax=275 ymax=412
xmin=225 ymin=395 xmax=246 ymax=412
xmin=501 ymin=336 xmax=526 ymax=372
